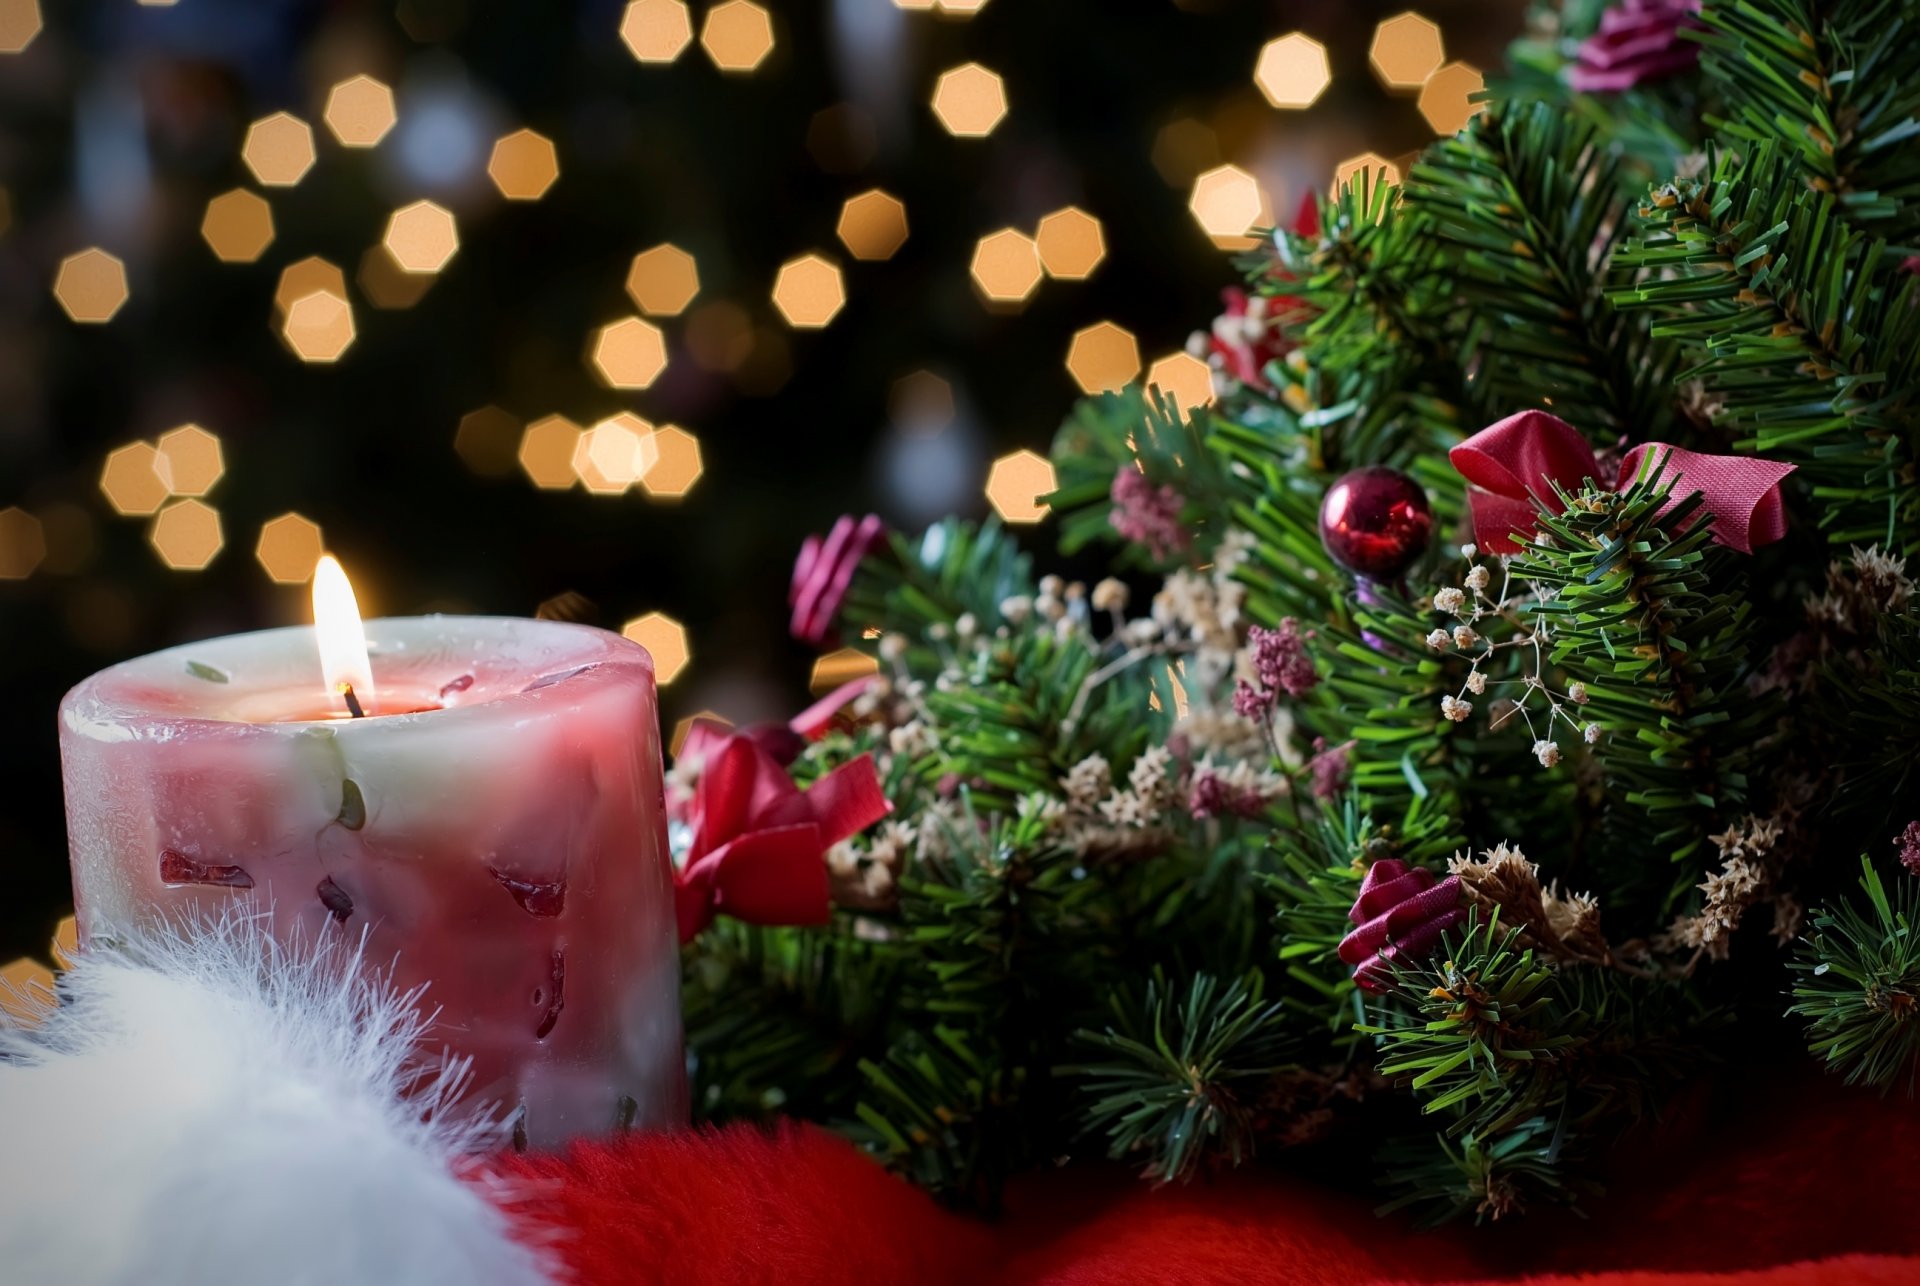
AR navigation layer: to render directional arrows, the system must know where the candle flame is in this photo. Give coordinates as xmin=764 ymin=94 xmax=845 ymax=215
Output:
xmin=312 ymin=554 xmax=376 ymax=716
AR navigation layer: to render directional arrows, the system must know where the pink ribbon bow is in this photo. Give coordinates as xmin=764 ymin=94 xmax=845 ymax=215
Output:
xmin=791 ymin=514 xmax=887 ymax=646
xmin=1337 ymin=859 xmax=1465 ymax=993
xmin=1449 ymin=410 xmax=1796 ymax=556
xmin=674 ymin=714 xmax=891 ymax=944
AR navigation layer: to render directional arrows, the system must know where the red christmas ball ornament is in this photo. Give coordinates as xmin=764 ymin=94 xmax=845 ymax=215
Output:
xmin=1317 ymin=466 xmax=1433 ymax=581
xmin=1338 ymin=859 xmax=1464 ymax=993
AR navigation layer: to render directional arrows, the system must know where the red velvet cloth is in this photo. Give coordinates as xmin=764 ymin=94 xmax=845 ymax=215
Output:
xmin=497 ymin=1075 xmax=1920 ymax=1285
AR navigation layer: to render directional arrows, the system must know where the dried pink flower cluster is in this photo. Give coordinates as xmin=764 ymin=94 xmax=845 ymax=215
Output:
xmin=1108 ymin=467 xmax=1190 ymax=561
xmin=1187 ymin=768 xmax=1271 ymax=820
xmin=1232 ymin=619 xmax=1318 ymax=717
xmin=1307 ymin=737 xmax=1351 ymax=803
xmin=1900 ymin=821 xmax=1920 ymax=878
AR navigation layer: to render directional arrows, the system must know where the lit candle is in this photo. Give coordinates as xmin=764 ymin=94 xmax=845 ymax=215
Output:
xmin=57 ymin=560 xmax=685 ymax=1146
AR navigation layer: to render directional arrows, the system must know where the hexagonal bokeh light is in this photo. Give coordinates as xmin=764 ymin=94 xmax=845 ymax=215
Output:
xmin=969 ymin=229 xmax=1042 ymax=306
xmin=1035 ymin=207 xmax=1106 ymax=280
xmin=242 ymin=112 xmax=317 ymax=187
xmin=0 ymin=506 xmax=46 ymax=580
xmin=809 ymin=647 xmax=878 ymax=696
xmin=323 ymin=75 xmax=398 ymax=148
xmin=0 ymin=0 xmax=41 ymax=54
xmin=255 ymin=512 xmax=325 ymax=584
xmin=701 ymin=0 xmax=774 ymax=73
xmin=1419 ymin=61 xmax=1487 ymax=135
xmin=984 ymin=449 xmax=1055 ymax=525
xmin=621 ymin=611 xmax=690 ymax=684
xmin=1188 ymin=165 xmax=1266 ymax=244
xmin=670 ymin=711 xmax=732 ymax=757
xmin=639 ymin=425 xmax=704 ymax=499
xmin=0 ymin=956 xmax=52 ymax=1024
xmin=154 ymin=424 xmax=224 ymax=496
xmin=626 ymin=243 xmax=700 ymax=316
xmin=201 ymin=189 xmax=275 ymax=263
xmin=1065 ymin=321 xmax=1141 ymax=395
xmin=1146 ymin=352 xmax=1216 ymax=412
xmin=519 ymin=414 xmax=584 ymax=490
xmin=454 ymin=406 xmax=521 ymax=477
xmin=488 ymin=128 xmax=560 ymax=200
xmin=621 ymin=0 xmax=693 ymax=62
xmin=358 ymin=244 xmax=435 ymax=310
xmin=590 ymin=316 xmax=669 ymax=389
xmin=274 ymin=256 xmax=347 ymax=316
xmin=836 ymin=190 xmax=909 ymax=261
xmin=53 ymin=248 xmax=129 ymax=323
xmin=383 ymin=200 xmax=459 ymax=274
xmin=931 ymin=63 xmax=1007 ymax=137
xmin=573 ymin=413 xmax=659 ymax=495
xmin=100 ymin=442 xmax=169 ymax=516
xmin=282 ymin=291 xmax=357 ymax=363
xmin=1370 ymin=12 xmax=1445 ymax=90
xmin=148 ymin=499 xmax=224 ymax=571
xmin=771 ymin=253 xmax=846 ymax=328
xmin=1253 ymin=32 xmax=1331 ymax=110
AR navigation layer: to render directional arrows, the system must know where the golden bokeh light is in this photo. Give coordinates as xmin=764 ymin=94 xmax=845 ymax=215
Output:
xmin=639 ymin=425 xmax=703 ymax=498
xmin=242 ymin=112 xmax=318 ymax=187
xmin=771 ymin=253 xmax=846 ymax=328
xmin=0 ymin=506 xmax=45 ymax=580
xmin=274 ymin=256 xmax=347 ymax=316
xmin=282 ymin=290 xmax=357 ymax=362
xmin=969 ymin=228 xmax=1042 ymax=305
xmin=620 ymin=0 xmax=693 ymax=63
xmin=454 ymin=405 xmax=522 ymax=477
xmin=626 ymin=243 xmax=700 ymax=316
xmin=1418 ymin=61 xmax=1487 ymax=135
xmin=1035 ymin=206 xmax=1106 ymax=280
xmin=1369 ymin=12 xmax=1445 ymax=90
xmin=51 ymin=915 xmax=76 ymax=967
xmin=670 ymin=710 xmax=732 ymax=758
xmin=893 ymin=0 xmax=936 ymax=8
xmin=0 ymin=0 xmax=41 ymax=55
xmin=1253 ymin=32 xmax=1331 ymax=110
xmin=1333 ymin=151 xmax=1403 ymax=196
xmin=0 ymin=956 xmax=53 ymax=1025
xmin=255 ymin=512 xmax=325 ymax=584
xmin=931 ymin=63 xmax=1007 ymax=137
xmin=357 ymin=243 xmax=435 ymax=309
xmin=810 ymin=646 xmax=879 ymax=696
xmin=100 ymin=442 xmax=169 ymax=516
xmin=519 ymin=414 xmax=583 ymax=490
xmin=53 ymin=248 xmax=129 ymax=323
xmin=1151 ymin=117 xmax=1221 ymax=189
xmin=1065 ymin=321 xmax=1141 ymax=395
xmin=621 ymin=611 xmax=690 ymax=684
xmin=700 ymin=0 xmax=774 ymax=73
xmin=154 ymin=424 xmax=224 ymax=496
xmin=590 ymin=316 xmax=669 ymax=389
xmin=201 ymin=189 xmax=275 ymax=263
xmin=1146 ymin=351 xmax=1217 ymax=412
xmin=148 ymin=499 xmax=224 ymax=571
xmin=323 ymin=75 xmax=397 ymax=148
xmin=1188 ymin=164 xmax=1265 ymax=241
xmin=936 ymin=0 xmax=989 ymax=11
xmin=836 ymin=189 xmax=909 ymax=261
xmin=573 ymin=412 xmax=659 ymax=494
xmin=984 ymin=449 xmax=1055 ymax=525
xmin=488 ymin=128 xmax=560 ymax=201
xmin=383 ymin=200 xmax=459 ymax=274
xmin=890 ymin=369 xmax=955 ymax=432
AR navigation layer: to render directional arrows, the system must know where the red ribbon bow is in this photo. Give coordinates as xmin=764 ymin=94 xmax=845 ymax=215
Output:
xmin=674 ymin=687 xmax=891 ymax=943
xmin=1449 ymin=410 xmax=1796 ymax=556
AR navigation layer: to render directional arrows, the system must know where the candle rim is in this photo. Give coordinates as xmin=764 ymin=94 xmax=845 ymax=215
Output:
xmin=59 ymin=615 xmax=657 ymax=738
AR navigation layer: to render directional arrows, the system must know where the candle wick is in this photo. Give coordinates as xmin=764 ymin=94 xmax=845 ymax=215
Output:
xmin=339 ymin=682 xmax=367 ymax=719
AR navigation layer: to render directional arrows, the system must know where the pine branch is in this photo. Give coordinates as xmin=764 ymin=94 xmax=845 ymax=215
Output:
xmin=1407 ymin=101 xmax=1679 ymax=443
xmin=1789 ymin=856 xmax=1920 ymax=1091
xmin=1610 ymin=142 xmax=1920 ymax=549
xmin=838 ymin=517 xmax=1037 ymax=659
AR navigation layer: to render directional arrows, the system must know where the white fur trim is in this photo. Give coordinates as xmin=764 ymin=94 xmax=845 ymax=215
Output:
xmin=0 ymin=913 xmax=554 ymax=1286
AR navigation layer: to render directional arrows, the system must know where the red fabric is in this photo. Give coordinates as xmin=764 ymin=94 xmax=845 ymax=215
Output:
xmin=1449 ymin=410 xmax=1795 ymax=555
xmin=496 ymin=1074 xmax=1920 ymax=1286
xmin=672 ymin=731 xmax=891 ymax=942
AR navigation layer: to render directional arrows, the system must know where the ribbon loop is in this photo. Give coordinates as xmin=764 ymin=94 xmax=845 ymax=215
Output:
xmin=1449 ymin=410 xmax=1795 ymax=555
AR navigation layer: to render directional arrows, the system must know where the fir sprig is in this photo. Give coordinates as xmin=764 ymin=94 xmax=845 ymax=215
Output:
xmin=1789 ymin=857 xmax=1920 ymax=1091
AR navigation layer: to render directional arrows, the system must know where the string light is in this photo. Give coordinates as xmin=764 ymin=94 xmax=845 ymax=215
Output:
xmin=984 ymin=450 xmax=1055 ymax=525
xmin=99 ymin=443 xmax=169 ymax=516
xmin=382 ymin=200 xmax=460 ymax=274
xmin=1253 ymin=33 xmax=1331 ymax=110
xmin=700 ymin=0 xmax=774 ymax=73
xmin=1146 ymin=352 xmax=1216 ymax=412
xmin=621 ymin=612 xmax=690 ymax=683
xmin=488 ymin=128 xmax=560 ymax=200
xmin=1419 ymin=61 xmax=1487 ymax=135
xmin=1369 ymin=13 xmax=1445 ymax=91
xmin=148 ymin=499 xmax=224 ymax=571
xmin=153 ymin=425 xmax=224 ymax=496
xmin=0 ymin=0 xmax=41 ymax=54
xmin=323 ymin=75 xmax=398 ymax=148
xmin=771 ymin=254 xmax=846 ymax=328
xmin=1065 ymin=321 xmax=1141 ymax=395
xmin=969 ymin=229 xmax=1042 ymax=306
xmin=626 ymin=244 xmax=700 ymax=315
xmin=1035 ymin=207 xmax=1106 ymax=280
xmin=590 ymin=317 xmax=669 ymax=389
xmin=931 ymin=64 xmax=1007 ymax=137
xmin=620 ymin=0 xmax=693 ymax=63
xmin=241 ymin=112 xmax=317 ymax=187
xmin=255 ymin=513 xmax=325 ymax=584
xmin=201 ymin=190 xmax=275 ymax=263
xmin=836 ymin=190 xmax=909 ymax=261
xmin=52 ymin=249 xmax=129 ymax=323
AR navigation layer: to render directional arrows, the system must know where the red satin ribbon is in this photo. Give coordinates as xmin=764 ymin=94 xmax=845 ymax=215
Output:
xmin=674 ymin=729 xmax=891 ymax=943
xmin=1449 ymin=410 xmax=1796 ymax=556
xmin=1337 ymin=859 xmax=1464 ymax=994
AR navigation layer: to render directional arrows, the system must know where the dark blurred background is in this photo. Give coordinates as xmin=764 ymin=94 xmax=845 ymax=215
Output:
xmin=0 ymin=0 xmax=1523 ymax=960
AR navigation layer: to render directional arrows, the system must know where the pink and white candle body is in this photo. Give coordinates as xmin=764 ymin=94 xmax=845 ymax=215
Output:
xmin=57 ymin=615 xmax=685 ymax=1147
